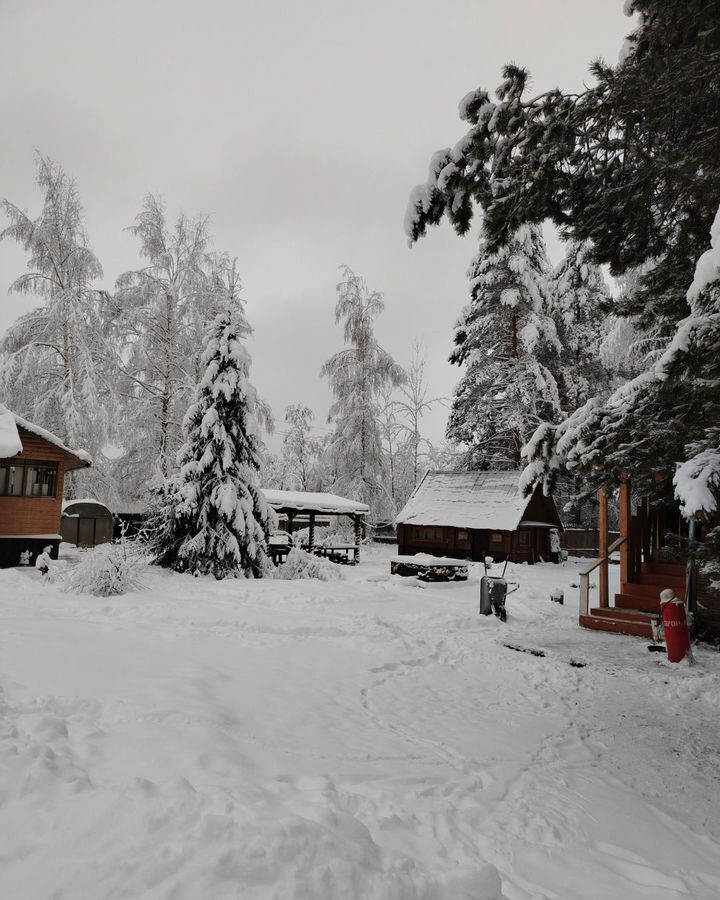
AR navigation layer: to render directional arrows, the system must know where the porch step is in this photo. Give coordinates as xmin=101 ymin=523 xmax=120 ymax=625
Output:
xmin=642 ymin=561 xmax=686 ymax=578
xmin=621 ymin=581 xmax=685 ymax=601
xmin=589 ymin=606 xmax=657 ymax=625
xmin=615 ymin=592 xmax=661 ymax=614
xmin=636 ymin=573 xmax=686 ymax=591
xmin=580 ymin=612 xmax=655 ymax=638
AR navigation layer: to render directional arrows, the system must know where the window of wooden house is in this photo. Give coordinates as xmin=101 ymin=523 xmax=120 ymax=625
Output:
xmin=518 ymin=531 xmax=530 ymax=546
xmin=490 ymin=532 xmax=504 ymax=545
xmin=25 ymin=463 xmax=58 ymax=498
xmin=0 ymin=461 xmax=57 ymax=498
xmin=0 ymin=464 xmax=25 ymax=496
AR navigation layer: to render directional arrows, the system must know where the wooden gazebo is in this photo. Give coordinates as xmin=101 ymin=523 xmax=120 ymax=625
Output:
xmin=261 ymin=489 xmax=369 ymax=564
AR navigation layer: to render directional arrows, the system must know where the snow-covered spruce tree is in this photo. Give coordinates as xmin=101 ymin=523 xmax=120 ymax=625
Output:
xmin=446 ymin=224 xmax=561 ymax=469
xmin=150 ymin=305 xmax=274 ymax=578
xmin=523 ymin=206 xmax=720 ymax=520
xmin=320 ymin=266 xmax=405 ymax=512
xmin=550 ymin=240 xmax=613 ymax=410
xmin=0 ymin=154 xmax=111 ymax=498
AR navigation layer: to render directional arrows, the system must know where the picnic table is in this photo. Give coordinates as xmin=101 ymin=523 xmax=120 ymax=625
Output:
xmin=313 ymin=543 xmax=360 ymax=565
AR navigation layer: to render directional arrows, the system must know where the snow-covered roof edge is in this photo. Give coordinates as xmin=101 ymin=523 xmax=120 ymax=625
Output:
xmin=0 ymin=406 xmax=92 ymax=468
xmin=0 ymin=407 xmax=22 ymax=457
xmin=261 ymin=489 xmax=369 ymax=516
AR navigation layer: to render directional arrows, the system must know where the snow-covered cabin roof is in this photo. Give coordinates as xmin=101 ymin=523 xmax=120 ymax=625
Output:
xmin=62 ymin=498 xmax=112 ymax=516
xmin=395 ymin=470 xmax=557 ymax=531
xmin=261 ymin=489 xmax=369 ymax=516
xmin=0 ymin=405 xmax=91 ymax=468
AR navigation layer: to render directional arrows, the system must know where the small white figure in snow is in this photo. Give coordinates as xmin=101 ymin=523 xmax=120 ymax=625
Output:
xmin=549 ymin=528 xmax=561 ymax=564
xmin=19 ymin=549 xmax=31 ymax=566
xmin=35 ymin=545 xmax=53 ymax=577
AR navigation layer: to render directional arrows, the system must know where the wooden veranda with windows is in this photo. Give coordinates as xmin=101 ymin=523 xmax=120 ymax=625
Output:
xmin=579 ymin=478 xmax=689 ymax=638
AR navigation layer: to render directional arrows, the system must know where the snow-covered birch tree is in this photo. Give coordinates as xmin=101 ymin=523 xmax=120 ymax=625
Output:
xmin=113 ymin=195 xmax=210 ymax=488
xmin=394 ymin=342 xmax=445 ymax=485
xmin=447 ymin=224 xmax=561 ymax=470
xmin=149 ymin=304 xmax=274 ymax=578
xmin=320 ymin=266 xmax=405 ymax=511
xmin=281 ymin=404 xmax=322 ymax=491
xmin=0 ymin=154 xmax=110 ymax=497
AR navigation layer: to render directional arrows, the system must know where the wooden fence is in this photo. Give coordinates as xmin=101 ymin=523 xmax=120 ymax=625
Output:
xmin=561 ymin=527 xmax=620 ymax=558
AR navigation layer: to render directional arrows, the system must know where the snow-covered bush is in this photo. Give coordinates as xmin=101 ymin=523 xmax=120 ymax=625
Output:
xmin=64 ymin=543 xmax=145 ymax=597
xmin=275 ymin=547 xmax=343 ymax=582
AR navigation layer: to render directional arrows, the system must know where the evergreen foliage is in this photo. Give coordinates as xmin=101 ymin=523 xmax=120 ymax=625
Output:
xmin=406 ymin=1 xmax=720 ymax=344
xmin=149 ymin=305 xmax=274 ymax=579
xmin=550 ymin=240 xmax=613 ymax=410
xmin=446 ymin=225 xmax=561 ymax=469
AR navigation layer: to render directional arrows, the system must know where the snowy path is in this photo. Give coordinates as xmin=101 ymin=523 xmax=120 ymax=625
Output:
xmin=2 ymin=547 xmax=720 ymax=899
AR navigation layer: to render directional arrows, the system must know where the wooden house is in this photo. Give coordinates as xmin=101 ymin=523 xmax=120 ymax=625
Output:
xmin=395 ymin=471 xmax=563 ymax=564
xmin=0 ymin=406 xmax=91 ymax=567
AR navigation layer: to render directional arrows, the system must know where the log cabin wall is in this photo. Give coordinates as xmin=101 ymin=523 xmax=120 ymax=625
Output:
xmin=0 ymin=428 xmax=69 ymax=536
xmin=398 ymin=524 xmax=553 ymax=564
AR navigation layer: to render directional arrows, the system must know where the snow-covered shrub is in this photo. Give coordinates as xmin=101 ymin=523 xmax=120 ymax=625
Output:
xmin=317 ymin=518 xmax=360 ymax=547
xmin=275 ymin=547 xmax=343 ymax=581
xmin=64 ymin=542 xmax=145 ymax=597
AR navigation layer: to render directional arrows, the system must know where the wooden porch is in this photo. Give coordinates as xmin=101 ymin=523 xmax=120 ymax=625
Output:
xmin=579 ymin=481 xmax=688 ymax=638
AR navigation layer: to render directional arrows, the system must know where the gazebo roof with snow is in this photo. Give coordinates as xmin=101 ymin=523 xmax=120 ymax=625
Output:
xmin=261 ymin=489 xmax=369 ymax=517
xmin=395 ymin=470 xmax=562 ymax=531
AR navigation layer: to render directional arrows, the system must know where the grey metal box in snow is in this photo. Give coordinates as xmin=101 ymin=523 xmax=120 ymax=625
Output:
xmin=480 ymin=575 xmax=509 ymax=620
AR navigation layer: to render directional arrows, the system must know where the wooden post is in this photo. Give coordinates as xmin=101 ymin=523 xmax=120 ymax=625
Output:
xmin=308 ymin=512 xmax=315 ymax=552
xmin=599 ymin=486 xmax=609 ymax=608
xmin=640 ymin=497 xmax=650 ymax=564
xmin=287 ymin=511 xmax=295 ymax=537
xmin=353 ymin=515 xmax=362 ymax=564
xmin=619 ymin=477 xmax=632 ymax=587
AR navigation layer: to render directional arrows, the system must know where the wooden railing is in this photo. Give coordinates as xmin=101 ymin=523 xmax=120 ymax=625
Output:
xmin=579 ymin=535 xmax=627 ymax=616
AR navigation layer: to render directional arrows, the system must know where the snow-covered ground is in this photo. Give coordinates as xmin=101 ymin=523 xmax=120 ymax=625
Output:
xmin=2 ymin=545 xmax=720 ymax=900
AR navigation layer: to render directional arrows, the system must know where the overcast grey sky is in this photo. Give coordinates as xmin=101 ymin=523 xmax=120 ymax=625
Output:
xmin=0 ymin=0 xmax=631 ymax=448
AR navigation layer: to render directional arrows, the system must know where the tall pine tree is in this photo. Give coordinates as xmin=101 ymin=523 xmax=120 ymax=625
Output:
xmin=551 ymin=240 xmax=613 ymax=410
xmin=150 ymin=304 xmax=274 ymax=578
xmin=447 ymin=225 xmax=561 ymax=469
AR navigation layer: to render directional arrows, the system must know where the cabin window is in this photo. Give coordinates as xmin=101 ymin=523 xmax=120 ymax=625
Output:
xmin=0 ymin=465 xmax=25 ymax=496
xmin=518 ymin=531 xmax=530 ymax=546
xmin=25 ymin=464 xmax=58 ymax=498
xmin=457 ymin=530 xmax=468 ymax=541
xmin=0 ymin=461 xmax=57 ymax=498
xmin=413 ymin=527 xmax=444 ymax=542
xmin=490 ymin=532 xmax=503 ymax=545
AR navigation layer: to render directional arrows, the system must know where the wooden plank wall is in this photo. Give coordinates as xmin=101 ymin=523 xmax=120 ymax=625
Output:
xmin=0 ymin=429 xmax=68 ymax=536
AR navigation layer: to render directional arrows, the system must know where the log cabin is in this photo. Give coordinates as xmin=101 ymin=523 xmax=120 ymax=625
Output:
xmin=395 ymin=471 xmax=563 ymax=564
xmin=0 ymin=406 xmax=91 ymax=567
